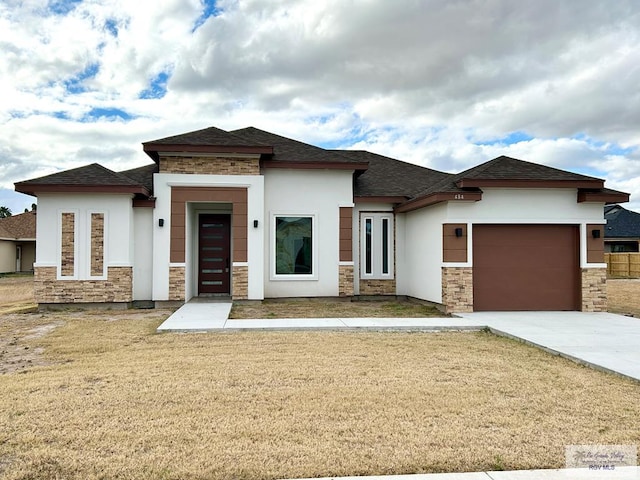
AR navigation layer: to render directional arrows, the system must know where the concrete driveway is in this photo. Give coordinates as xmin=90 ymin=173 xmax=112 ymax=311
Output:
xmin=457 ymin=311 xmax=640 ymax=382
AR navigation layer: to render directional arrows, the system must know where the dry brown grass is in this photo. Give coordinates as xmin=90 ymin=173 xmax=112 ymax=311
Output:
xmin=1 ymin=311 xmax=639 ymax=479
xmin=607 ymin=278 xmax=640 ymax=317
xmin=0 ymin=275 xmax=35 ymax=314
xmin=230 ymin=298 xmax=444 ymax=319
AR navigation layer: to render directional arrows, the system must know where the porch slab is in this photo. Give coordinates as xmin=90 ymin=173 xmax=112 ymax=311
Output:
xmin=156 ymin=301 xmax=232 ymax=332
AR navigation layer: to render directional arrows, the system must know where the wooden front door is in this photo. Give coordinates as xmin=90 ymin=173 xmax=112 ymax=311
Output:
xmin=198 ymin=214 xmax=231 ymax=295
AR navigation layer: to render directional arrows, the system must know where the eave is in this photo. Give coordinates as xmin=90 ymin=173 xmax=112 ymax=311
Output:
xmin=456 ymin=178 xmax=604 ymax=189
xmin=262 ymin=161 xmax=369 ymax=171
xmin=143 ymin=143 xmax=274 ymax=162
xmin=395 ymin=191 xmax=483 ymax=213
xmin=578 ymin=190 xmax=630 ymax=203
xmin=354 ymin=196 xmax=407 ymax=204
xmin=14 ymin=183 xmax=149 ymax=197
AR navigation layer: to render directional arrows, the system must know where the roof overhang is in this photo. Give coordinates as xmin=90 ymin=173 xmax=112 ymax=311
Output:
xmin=395 ymin=191 xmax=483 ymax=213
xmin=354 ymin=196 xmax=407 ymax=204
xmin=14 ymin=183 xmax=149 ymax=197
xmin=143 ymin=143 xmax=274 ymax=162
xmin=578 ymin=190 xmax=630 ymax=203
xmin=262 ymin=161 xmax=369 ymax=171
xmin=456 ymin=178 xmax=604 ymax=189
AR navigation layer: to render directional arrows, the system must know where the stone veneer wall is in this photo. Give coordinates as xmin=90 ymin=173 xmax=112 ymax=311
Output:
xmin=339 ymin=265 xmax=354 ymax=297
xmin=359 ymin=279 xmax=396 ymax=295
xmin=90 ymin=213 xmax=104 ymax=276
xmin=232 ymin=265 xmax=248 ymax=300
xmin=34 ymin=266 xmax=132 ymax=303
xmin=168 ymin=266 xmax=185 ymax=301
xmin=160 ymin=156 xmax=259 ymax=175
xmin=442 ymin=267 xmax=473 ymax=313
xmin=581 ymin=267 xmax=607 ymax=312
xmin=60 ymin=213 xmax=75 ymax=276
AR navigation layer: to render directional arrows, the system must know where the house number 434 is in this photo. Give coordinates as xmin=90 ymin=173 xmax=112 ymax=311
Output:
xmin=454 ymin=194 xmax=464 ymax=200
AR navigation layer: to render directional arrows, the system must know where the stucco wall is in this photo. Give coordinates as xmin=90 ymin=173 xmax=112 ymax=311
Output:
xmin=445 ymin=188 xmax=606 ymax=269
xmin=401 ymin=188 xmax=607 ymax=305
xmin=133 ymin=208 xmax=153 ymax=301
xmin=401 ymin=203 xmax=447 ymax=303
xmin=264 ymin=169 xmax=353 ymax=297
xmin=34 ymin=193 xmax=134 ymax=278
xmin=152 ymin=172 xmax=264 ymax=301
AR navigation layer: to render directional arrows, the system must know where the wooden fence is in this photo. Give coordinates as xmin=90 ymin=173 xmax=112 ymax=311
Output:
xmin=605 ymin=253 xmax=640 ymax=278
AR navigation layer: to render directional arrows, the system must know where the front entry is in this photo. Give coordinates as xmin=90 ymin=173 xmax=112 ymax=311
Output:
xmin=198 ymin=214 xmax=231 ymax=295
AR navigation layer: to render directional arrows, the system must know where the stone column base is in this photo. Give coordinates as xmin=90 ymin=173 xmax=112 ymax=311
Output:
xmin=232 ymin=265 xmax=248 ymax=300
xmin=442 ymin=267 xmax=473 ymax=314
xmin=581 ymin=267 xmax=607 ymax=312
xmin=338 ymin=265 xmax=354 ymax=297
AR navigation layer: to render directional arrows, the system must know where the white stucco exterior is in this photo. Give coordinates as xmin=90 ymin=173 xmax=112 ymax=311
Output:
xmin=399 ymin=188 xmax=607 ymax=304
xmin=263 ymin=169 xmax=353 ymax=297
xmin=151 ymin=173 xmax=265 ymax=301
xmin=34 ymin=193 xmax=134 ymax=278
xmin=132 ymin=207 xmax=153 ymax=300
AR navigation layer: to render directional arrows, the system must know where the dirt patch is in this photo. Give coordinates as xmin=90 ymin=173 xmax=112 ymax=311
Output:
xmin=607 ymin=278 xmax=640 ymax=317
xmin=0 ymin=314 xmax=63 ymax=374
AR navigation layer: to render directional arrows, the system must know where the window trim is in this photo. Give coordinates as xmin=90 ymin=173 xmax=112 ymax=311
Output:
xmin=360 ymin=213 xmax=394 ymax=279
xmin=271 ymin=213 xmax=318 ymax=281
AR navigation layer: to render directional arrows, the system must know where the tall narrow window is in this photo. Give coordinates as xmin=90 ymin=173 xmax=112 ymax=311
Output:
xmin=382 ymin=218 xmax=389 ymax=274
xmin=275 ymin=216 xmax=313 ymax=276
xmin=365 ymin=218 xmax=372 ymax=275
xmin=361 ymin=213 xmax=393 ymax=279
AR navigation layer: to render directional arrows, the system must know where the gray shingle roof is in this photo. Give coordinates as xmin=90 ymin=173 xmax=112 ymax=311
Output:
xmin=144 ymin=126 xmax=265 ymax=147
xmin=412 ymin=155 xmax=604 ymax=199
xmin=605 ymin=205 xmax=640 ymax=238
xmin=458 ymin=156 xmax=602 ymax=182
xmin=120 ymin=163 xmax=158 ymax=195
xmin=337 ymin=150 xmax=451 ymax=198
xmin=230 ymin=127 xmax=365 ymax=165
xmin=15 ymin=163 xmax=149 ymax=196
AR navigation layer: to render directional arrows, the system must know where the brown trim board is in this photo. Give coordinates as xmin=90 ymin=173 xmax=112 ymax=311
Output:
xmin=170 ymin=187 xmax=248 ymax=263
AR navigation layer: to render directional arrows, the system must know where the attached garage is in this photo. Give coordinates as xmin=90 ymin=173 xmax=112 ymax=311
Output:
xmin=472 ymin=224 xmax=580 ymax=311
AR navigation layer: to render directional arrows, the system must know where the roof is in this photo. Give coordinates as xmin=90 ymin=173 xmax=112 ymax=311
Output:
xmin=0 ymin=211 xmax=36 ymax=240
xmin=230 ymin=127 xmax=368 ymax=169
xmin=143 ymin=125 xmax=368 ymax=170
xmin=338 ymin=150 xmax=451 ymax=199
xmin=15 ymin=163 xmax=151 ymax=197
xmin=14 ymin=127 xmax=630 ymax=210
xmin=393 ymin=156 xmax=627 ymax=212
xmin=605 ymin=204 xmax=640 ymax=238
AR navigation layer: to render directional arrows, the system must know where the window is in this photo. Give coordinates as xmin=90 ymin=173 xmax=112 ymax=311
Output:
xmin=361 ymin=213 xmax=394 ymax=278
xmin=274 ymin=216 xmax=314 ymax=276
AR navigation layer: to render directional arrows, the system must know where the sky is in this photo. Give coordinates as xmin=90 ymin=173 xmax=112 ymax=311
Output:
xmin=2 ymin=0 xmax=640 ymax=213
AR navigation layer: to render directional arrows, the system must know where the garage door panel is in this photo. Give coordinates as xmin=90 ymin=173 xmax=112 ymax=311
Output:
xmin=473 ymin=225 xmax=579 ymax=311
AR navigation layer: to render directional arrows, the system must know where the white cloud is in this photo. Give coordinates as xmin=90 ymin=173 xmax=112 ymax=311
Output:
xmin=1 ymin=0 xmax=639 ymax=212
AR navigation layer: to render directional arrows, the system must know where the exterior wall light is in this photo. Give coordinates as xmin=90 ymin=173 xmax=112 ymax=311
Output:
xmin=455 ymin=227 xmax=463 ymax=238
xmin=592 ymin=229 xmax=600 ymax=239
xmin=159 ymin=218 xmax=165 ymax=227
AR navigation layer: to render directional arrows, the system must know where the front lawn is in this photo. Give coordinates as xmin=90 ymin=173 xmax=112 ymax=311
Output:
xmin=0 ymin=311 xmax=638 ymax=479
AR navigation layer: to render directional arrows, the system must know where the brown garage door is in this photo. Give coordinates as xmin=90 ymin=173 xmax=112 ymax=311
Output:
xmin=473 ymin=225 xmax=580 ymax=311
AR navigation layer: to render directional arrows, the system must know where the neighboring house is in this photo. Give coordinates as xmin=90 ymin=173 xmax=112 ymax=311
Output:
xmin=604 ymin=204 xmax=640 ymax=252
xmin=0 ymin=211 xmax=36 ymax=273
xmin=15 ymin=126 xmax=629 ymax=312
